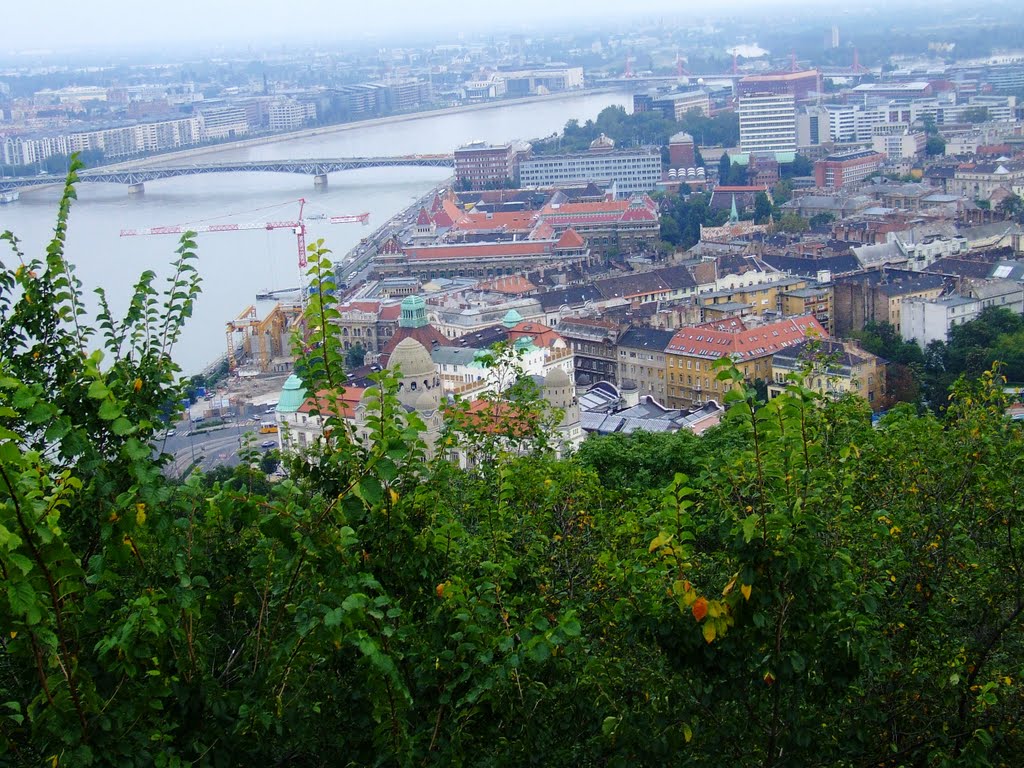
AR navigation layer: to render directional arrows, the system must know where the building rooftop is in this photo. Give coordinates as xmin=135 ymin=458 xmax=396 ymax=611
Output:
xmin=618 ymin=327 xmax=676 ymax=351
xmin=666 ymin=315 xmax=827 ymax=362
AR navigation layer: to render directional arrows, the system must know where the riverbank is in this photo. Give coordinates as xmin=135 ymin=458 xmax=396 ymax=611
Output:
xmin=100 ymin=87 xmax=625 ymax=171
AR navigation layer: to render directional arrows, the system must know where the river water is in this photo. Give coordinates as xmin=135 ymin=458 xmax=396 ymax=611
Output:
xmin=0 ymin=90 xmax=630 ymax=374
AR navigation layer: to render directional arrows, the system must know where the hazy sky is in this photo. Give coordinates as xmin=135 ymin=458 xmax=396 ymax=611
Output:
xmin=15 ymin=0 xmax=706 ymax=52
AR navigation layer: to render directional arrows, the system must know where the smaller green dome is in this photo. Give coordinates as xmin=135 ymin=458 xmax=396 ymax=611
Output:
xmin=502 ymin=308 xmax=524 ymax=329
xmin=399 ymin=295 xmax=428 ymax=328
xmin=276 ymin=374 xmax=307 ymax=414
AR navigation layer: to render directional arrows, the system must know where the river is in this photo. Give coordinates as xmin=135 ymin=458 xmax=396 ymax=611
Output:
xmin=0 ymin=90 xmax=630 ymax=375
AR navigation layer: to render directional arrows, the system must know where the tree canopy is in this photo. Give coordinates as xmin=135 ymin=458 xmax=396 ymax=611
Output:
xmin=534 ymin=106 xmax=739 ymax=158
xmin=3 ymin=161 xmax=1024 ymax=767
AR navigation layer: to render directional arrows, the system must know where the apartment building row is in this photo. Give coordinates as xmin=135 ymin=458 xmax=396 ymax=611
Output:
xmin=1 ymin=98 xmax=317 ymax=165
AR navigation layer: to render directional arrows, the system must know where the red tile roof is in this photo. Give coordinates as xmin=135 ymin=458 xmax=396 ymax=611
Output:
xmin=415 ymin=207 xmax=432 ymax=227
xmin=379 ymin=235 xmax=403 ymax=255
xmin=529 ymin=220 xmax=556 ymax=240
xmin=381 ymin=326 xmax=450 ymax=357
xmin=556 ymin=228 xmax=585 ymax=248
xmin=620 ymin=206 xmax=658 ymax=222
xmin=541 ymin=200 xmax=630 ymax=216
xmin=379 ymin=304 xmax=402 ymax=322
xmin=478 ymin=275 xmax=537 ymax=294
xmin=403 ymin=241 xmax=551 ymax=261
xmin=297 ymin=387 xmax=366 ymax=421
xmin=338 ymin=300 xmax=382 ymax=314
xmin=433 ymin=208 xmax=455 ymax=228
xmin=666 ymin=315 xmax=826 ymax=362
xmin=508 ymin=320 xmax=564 ymax=349
xmin=451 ymin=210 xmax=538 ymax=231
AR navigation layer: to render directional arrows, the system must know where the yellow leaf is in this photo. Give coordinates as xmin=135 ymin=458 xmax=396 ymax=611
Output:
xmin=707 ymin=600 xmax=722 ymax=619
xmin=135 ymin=503 xmax=146 ymax=526
xmin=51 ymin=756 xmax=58 ymax=768
xmin=741 ymin=583 xmax=752 ymax=601
xmin=389 ymin=488 xmax=399 ymax=504
xmin=682 ymin=589 xmax=697 ymax=607
xmin=133 ymin=377 xmax=143 ymax=392
xmin=9 ymin=631 xmax=16 ymax=639
xmin=722 ymin=573 xmax=737 ymax=596
xmin=702 ymin=622 xmax=716 ymax=644
xmin=683 ymin=723 xmax=693 ymax=743
xmin=648 ymin=532 xmax=672 ymax=553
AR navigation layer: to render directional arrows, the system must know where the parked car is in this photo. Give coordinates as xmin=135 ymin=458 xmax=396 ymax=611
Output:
xmin=260 ymin=440 xmax=277 ymax=449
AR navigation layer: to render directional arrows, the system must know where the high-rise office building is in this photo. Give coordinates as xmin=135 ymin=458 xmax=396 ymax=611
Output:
xmin=739 ymin=93 xmax=797 ymax=154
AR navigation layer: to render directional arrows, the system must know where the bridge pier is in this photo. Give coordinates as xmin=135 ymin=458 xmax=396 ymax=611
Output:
xmin=127 ymin=182 xmax=145 ymax=196
xmin=313 ymin=174 xmax=328 ymax=190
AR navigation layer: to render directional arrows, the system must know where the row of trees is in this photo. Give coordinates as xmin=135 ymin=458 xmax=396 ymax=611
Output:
xmin=0 ymin=150 xmax=105 ymax=179
xmin=854 ymin=306 xmax=1024 ymax=408
xmin=534 ymin=105 xmax=739 ymax=158
xmin=3 ymin=162 xmax=1024 ymax=766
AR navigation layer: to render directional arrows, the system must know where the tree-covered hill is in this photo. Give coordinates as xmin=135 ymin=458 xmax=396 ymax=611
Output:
xmin=2 ymin=162 xmax=1023 ymax=766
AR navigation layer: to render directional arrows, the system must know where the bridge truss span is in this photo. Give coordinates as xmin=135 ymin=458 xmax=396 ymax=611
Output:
xmin=0 ymin=154 xmax=455 ymax=193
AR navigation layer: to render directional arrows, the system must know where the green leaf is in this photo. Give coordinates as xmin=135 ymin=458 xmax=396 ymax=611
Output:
xmin=357 ymin=476 xmax=383 ymax=506
xmin=87 ymin=379 xmax=110 ymax=400
xmin=111 ymin=417 xmax=133 ymax=436
xmin=7 ymin=579 xmax=36 ymax=616
xmin=6 ymin=552 xmax=33 ymax=576
xmin=98 ymin=398 xmax=123 ymax=420
xmin=602 ymin=716 xmax=618 ymax=737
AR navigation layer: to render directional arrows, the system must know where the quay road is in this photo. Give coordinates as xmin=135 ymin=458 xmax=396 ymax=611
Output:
xmin=338 ymin=179 xmax=452 ymax=288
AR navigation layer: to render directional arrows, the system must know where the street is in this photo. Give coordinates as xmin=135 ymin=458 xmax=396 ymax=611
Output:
xmin=158 ymin=417 xmax=276 ymax=477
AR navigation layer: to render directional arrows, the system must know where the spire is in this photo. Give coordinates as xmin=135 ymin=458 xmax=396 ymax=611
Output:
xmin=729 ymin=194 xmax=739 ymax=224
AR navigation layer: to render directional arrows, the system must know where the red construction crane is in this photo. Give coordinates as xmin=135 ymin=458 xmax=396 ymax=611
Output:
xmin=675 ymin=51 xmax=691 ymax=78
xmin=121 ymin=198 xmax=369 ymax=271
xmin=121 ymin=198 xmax=369 ymax=310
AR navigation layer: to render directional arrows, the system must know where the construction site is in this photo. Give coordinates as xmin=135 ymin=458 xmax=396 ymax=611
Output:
xmin=121 ymin=197 xmax=373 ymax=417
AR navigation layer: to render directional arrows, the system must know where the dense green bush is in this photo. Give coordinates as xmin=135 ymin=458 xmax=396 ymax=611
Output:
xmin=2 ymin=160 xmax=1023 ymax=766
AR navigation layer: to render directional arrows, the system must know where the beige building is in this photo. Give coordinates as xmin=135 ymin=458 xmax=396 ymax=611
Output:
xmin=780 ymin=285 xmax=834 ymax=335
xmin=665 ymin=315 xmax=827 ymax=408
xmin=616 ymin=327 xmax=676 ymax=404
xmin=767 ymin=339 xmax=886 ymax=410
xmin=697 ymin=276 xmax=810 ymax=318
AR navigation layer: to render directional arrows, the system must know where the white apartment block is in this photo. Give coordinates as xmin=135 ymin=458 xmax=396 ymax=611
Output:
xmin=518 ymin=147 xmax=662 ymax=195
xmin=739 ymin=93 xmax=797 ymax=154
xmin=269 ymin=100 xmax=316 ymax=132
xmin=901 ymin=295 xmax=982 ymax=346
xmin=901 ymin=280 xmax=1024 ymax=346
xmin=197 ymin=106 xmax=250 ymax=140
xmin=872 ymin=131 xmax=926 ymax=160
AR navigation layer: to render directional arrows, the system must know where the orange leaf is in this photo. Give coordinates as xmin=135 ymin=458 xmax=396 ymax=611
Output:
xmin=692 ymin=597 xmax=708 ymax=622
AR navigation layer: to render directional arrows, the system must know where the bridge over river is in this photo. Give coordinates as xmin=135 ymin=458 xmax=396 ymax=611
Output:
xmin=0 ymin=154 xmax=455 ymax=195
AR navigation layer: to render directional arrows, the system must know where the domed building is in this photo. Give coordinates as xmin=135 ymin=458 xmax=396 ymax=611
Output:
xmin=387 ymin=337 xmax=441 ymax=412
xmin=381 ymin=295 xmax=450 ymax=361
xmin=589 ymin=133 xmax=615 ymax=152
xmin=356 ymin=337 xmax=443 ymax=454
xmin=543 ymin=366 xmax=583 ymax=456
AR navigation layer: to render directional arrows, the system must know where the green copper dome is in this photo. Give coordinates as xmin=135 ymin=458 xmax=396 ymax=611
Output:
xmin=399 ymin=295 xmax=428 ymax=328
xmin=502 ymin=308 xmax=524 ymax=329
xmin=276 ymin=373 xmax=307 ymax=414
